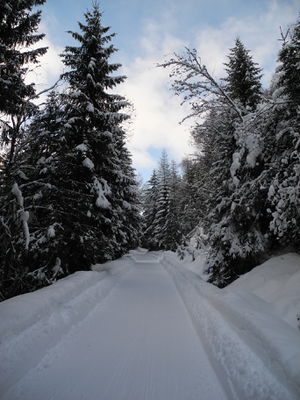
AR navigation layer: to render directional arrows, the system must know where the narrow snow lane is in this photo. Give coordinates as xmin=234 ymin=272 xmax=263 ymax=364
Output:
xmin=2 ymin=258 xmax=227 ymax=400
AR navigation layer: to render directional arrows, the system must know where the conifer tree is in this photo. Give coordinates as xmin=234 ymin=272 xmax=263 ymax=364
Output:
xmin=0 ymin=0 xmax=47 ymax=299
xmin=15 ymin=91 xmax=66 ymax=288
xmin=277 ymin=18 xmax=300 ymax=106
xmin=50 ymin=3 xmax=140 ymax=272
xmin=265 ymin=18 xmax=300 ymax=249
xmin=163 ymin=161 xmax=182 ymax=250
xmin=142 ymin=170 xmax=160 ymax=249
xmin=152 ymin=151 xmax=171 ymax=249
xmin=224 ymin=38 xmax=262 ymax=111
xmin=0 ymin=0 xmax=47 ymax=163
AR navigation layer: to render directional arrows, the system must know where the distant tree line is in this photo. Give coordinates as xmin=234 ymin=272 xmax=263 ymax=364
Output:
xmin=143 ymin=17 xmax=300 ymax=287
xmin=0 ymin=1 xmax=141 ymax=300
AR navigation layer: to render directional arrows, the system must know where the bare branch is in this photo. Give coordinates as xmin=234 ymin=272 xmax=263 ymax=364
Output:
xmin=158 ymin=48 xmax=244 ymax=122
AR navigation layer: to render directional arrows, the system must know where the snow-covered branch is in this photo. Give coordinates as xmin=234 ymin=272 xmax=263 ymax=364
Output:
xmin=11 ymin=183 xmax=30 ymax=250
xmin=158 ymin=47 xmax=244 ymax=122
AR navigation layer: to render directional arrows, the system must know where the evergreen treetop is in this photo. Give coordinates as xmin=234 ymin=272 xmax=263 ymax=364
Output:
xmin=224 ymin=38 xmax=262 ymax=111
xmin=277 ymin=17 xmax=300 ymax=106
xmin=0 ymin=0 xmax=47 ymax=117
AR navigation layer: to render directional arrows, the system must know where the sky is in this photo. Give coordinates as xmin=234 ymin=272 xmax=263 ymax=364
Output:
xmin=32 ymin=0 xmax=299 ymax=181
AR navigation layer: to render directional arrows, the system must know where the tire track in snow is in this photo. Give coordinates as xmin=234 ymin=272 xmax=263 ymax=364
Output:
xmin=163 ymin=257 xmax=300 ymax=400
xmin=2 ymin=253 xmax=227 ymax=400
xmin=0 ymin=262 xmax=133 ymax=397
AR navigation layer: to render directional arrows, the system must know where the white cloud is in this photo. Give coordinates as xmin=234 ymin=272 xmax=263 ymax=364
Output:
xmin=119 ymin=1 xmax=299 ymax=174
xmin=119 ymin=21 xmax=194 ymax=171
xmin=25 ymin=1 xmax=299 ymax=178
xmin=195 ymin=0 xmax=299 ymax=85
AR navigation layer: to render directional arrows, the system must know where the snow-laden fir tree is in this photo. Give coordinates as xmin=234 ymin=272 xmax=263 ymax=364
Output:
xmin=142 ymin=169 xmax=160 ymax=249
xmin=151 ymin=151 xmax=171 ymax=249
xmin=204 ymin=41 xmax=264 ymax=285
xmin=13 ymin=91 xmax=67 ymax=290
xmin=276 ymin=18 xmax=300 ymax=106
xmin=0 ymin=3 xmax=141 ymax=299
xmin=0 ymin=0 xmax=47 ymax=163
xmin=265 ymin=18 xmax=300 ymax=249
xmin=223 ymin=38 xmax=262 ymax=111
xmin=163 ymin=160 xmax=182 ymax=250
xmin=112 ymin=138 xmax=141 ymax=256
xmin=0 ymin=0 xmax=47 ymax=299
xmin=160 ymin=41 xmax=264 ymax=285
xmin=142 ymin=152 xmax=183 ymax=251
xmin=51 ymin=3 xmax=140 ymax=272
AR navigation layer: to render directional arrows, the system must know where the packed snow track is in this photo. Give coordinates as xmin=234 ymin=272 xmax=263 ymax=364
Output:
xmin=0 ymin=249 xmax=299 ymax=400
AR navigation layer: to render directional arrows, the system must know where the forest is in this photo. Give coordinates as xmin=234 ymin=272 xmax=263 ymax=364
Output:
xmin=0 ymin=0 xmax=299 ymax=300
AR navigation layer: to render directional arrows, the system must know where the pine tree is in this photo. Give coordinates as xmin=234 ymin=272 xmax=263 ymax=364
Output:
xmin=142 ymin=152 xmax=182 ymax=251
xmin=151 ymin=151 xmax=171 ymax=249
xmin=112 ymin=139 xmax=141 ymax=255
xmin=16 ymin=91 xmax=66 ymax=289
xmin=163 ymin=161 xmax=182 ymax=250
xmin=49 ymin=4 xmax=140 ymax=272
xmin=179 ymin=156 xmax=208 ymax=236
xmin=277 ymin=17 xmax=300 ymax=106
xmin=0 ymin=0 xmax=47 ymax=163
xmin=224 ymin=38 xmax=262 ymax=111
xmin=0 ymin=0 xmax=47 ymax=299
xmin=265 ymin=18 xmax=300 ymax=249
xmin=142 ymin=170 xmax=160 ymax=249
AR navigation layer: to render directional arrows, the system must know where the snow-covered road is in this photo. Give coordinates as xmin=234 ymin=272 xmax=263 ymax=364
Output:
xmin=1 ymin=250 xmax=300 ymax=399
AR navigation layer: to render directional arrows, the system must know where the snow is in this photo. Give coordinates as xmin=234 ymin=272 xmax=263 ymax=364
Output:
xmin=164 ymin=251 xmax=300 ymax=399
xmin=47 ymin=225 xmax=56 ymax=238
xmin=82 ymin=157 xmax=94 ymax=170
xmin=245 ymin=133 xmax=262 ymax=168
xmin=228 ymin=253 xmax=300 ymax=330
xmin=86 ymin=101 xmax=94 ymax=113
xmin=52 ymin=257 xmax=62 ymax=277
xmin=75 ymin=143 xmax=88 ymax=152
xmin=17 ymin=170 xmax=29 ymax=180
xmin=93 ymin=178 xmax=111 ymax=209
xmin=230 ymin=152 xmax=241 ymax=186
xmin=11 ymin=183 xmax=30 ymax=250
xmin=0 ymin=249 xmax=299 ymax=399
xmin=11 ymin=183 xmax=24 ymax=208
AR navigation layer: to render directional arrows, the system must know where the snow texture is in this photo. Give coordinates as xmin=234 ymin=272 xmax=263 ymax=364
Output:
xmin=164 ymin=251 xmax=300 ymax=399
xmin=11 ymin=183 xmax=30 ymax=250
xmin=75 ymin=143 xmax=88 ymax=152
xmin=0 ymin=249 xmax=299 ymax=400
xmin=82 ymin=157 xmax=94 ymax=170
xmin=230 ymin=152 xmax=241 ymax=186
xmin=93 ymin=178 xmax=111 ymax=209
xmin=229 ymin=253 xmax=300 ymax=330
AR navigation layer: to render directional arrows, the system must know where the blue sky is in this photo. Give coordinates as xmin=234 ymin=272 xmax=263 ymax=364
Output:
xmin=34 ymin=0 xmax=299 ymax=181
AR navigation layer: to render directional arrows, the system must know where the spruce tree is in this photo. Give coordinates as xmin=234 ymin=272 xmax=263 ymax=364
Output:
xmin=17 ymin=91 xmax=66 ymax=289
xmin=266 ymin=18 xmax=300 ymax=249
xmin=0 ymin=0 xmax=47 ymax=162
xmin=152 ymin=151 xmax=171 ymax=250
xmin=142 ymin=170 xmax=160 ymax=249
xmin=163 ymin=161 xmax=182 ymax=250
xmin=0 ymin=0 xmax=47 ymax=299
xmin=224 ymin=38 xmax=262 ymax=111
xmin=277 ymin=17 xmax=300 ymax=106
xmin=51 ymin=4 xmax=139 ymax=272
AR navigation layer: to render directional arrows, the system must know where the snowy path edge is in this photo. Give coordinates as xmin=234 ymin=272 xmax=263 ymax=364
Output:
xmin=0 ymin=258 xmax=134 ymax=396
xmin=162 ymin=253 xmax=300 ymax=400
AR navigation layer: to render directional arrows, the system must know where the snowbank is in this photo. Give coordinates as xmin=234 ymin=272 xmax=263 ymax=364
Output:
xmin=228 ymin=253 xmax=300 ymax=330
xmin=162 ymin=252 xmax=300 ymax=399
xmin=177 ymin=249 xmax=300 ymax=331
xmin=0 ymin=256 xmax=133 ymax=396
